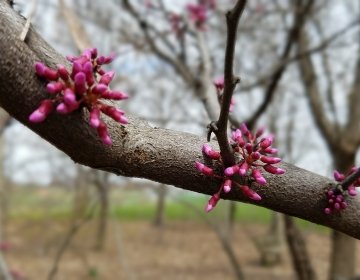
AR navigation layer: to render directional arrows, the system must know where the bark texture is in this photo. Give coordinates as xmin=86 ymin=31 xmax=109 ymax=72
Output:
xmin=0 ymin=1 xmax=360 ymax=239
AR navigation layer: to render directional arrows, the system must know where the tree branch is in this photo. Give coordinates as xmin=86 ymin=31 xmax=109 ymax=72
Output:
xmin=1 ymin=0 xmax=360 ymax=239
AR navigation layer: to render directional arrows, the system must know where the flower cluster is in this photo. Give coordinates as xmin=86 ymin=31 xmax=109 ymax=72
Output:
xmin=324 ymin=168 xmax=359 ymax=214
xmin=195 ymin=124 xmax=285 ymax=212
xmin=186 ymin=4 xmax=208 ymax=30
xmin=29 ymin=48 xmax=128 ymax=146
xmin=213 ymin=76 xmax=235 ymax=112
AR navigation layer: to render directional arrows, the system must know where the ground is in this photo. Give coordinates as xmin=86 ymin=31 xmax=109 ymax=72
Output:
xmin=4 ymin=219 xmax=359 ymax=280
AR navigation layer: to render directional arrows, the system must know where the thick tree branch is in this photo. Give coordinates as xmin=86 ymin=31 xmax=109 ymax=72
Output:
xmin=1 ymin=0 xmax=360 ymax=239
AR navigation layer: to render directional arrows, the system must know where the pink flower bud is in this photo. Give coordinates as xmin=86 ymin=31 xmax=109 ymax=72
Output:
xmin=205 ymin=193 xmax=220 ymax=212
xmin=241 ymin=185 xmax=262 ymax=201
xmin=255 ymin=126 xmax=265 ymax=138
xmin=90 ymin=108 xmax=101 ymax=128
xmin=239 ymin=161 xmax=249 ymax=176
xmin=252 ymin=169 xmax=267 ymax=185
xmin=263 ymin=147 xmax=278 ymax=154
xmin=83 ymin=61 xmax=95 ymax=86
xmin=102 ymin=90 xmax=129 ymax=100
xmin=90 ymin=48 xmax=98 ymax=59
xmin=46 ymin=81 xmax=64 ymax=94
xmin=260 ymin=137 xmax=272 ymax=149
xmin=341 ymin=202 xmax=348 ymax=209
xmin=324 ymin=208 xmax=332 ymax=214
xmin=99 ymin=71 xmax=115 ymax=85
xmin=333 ymin=170 xmax=345 ymax=182
xmin=92 ymin=84 xmax=108 ymax=95
xmin=57 ymin=64 xmax=69 ymax=80
xmin=224 ymin=165 xmax=239 ymax=176
xmin=101 ymin=106 xmax=128 ymax=124
xmin=213 ymin=76 xmax=224 ymax=91
xmin=202 ymin=144 xmax=220 ymax=160
xmin=334 ymin=202 xmax=340 ymax=210
xmin=56 ymin=102 xmax=70 ymax=114
xmin=35 ymin=62 xmax=46 ymax=76
xmin=71 ymin=61 xmax=83 ymax=78
xmin=348 ymin=186 xmax=357 ymax=196
xmin=97 ymin=121 xmax=112 ymax=145
xmin=245 ymin=143 xmax=253 ymax=154
xmin=74 ymin=72 xmax=87 ymax=94
xmin=195 ymin=161 xmax=214 ymax=176
xmin=29 ymin=100 xmax=53 ymax=122
xmin=251 ymin=151 xmax=261 ymax=160
xmin=223 ymin=179 xmax=232 ymax=193
xmin=240 ymin=123 xmax=250 ymax=137
xmin=63 ymin=88 xmax=77 ymax=107
xmin=264 ymin=164 xmax=285 ymax=175
xmin=260 ymin=156 xmax=281 ymax=164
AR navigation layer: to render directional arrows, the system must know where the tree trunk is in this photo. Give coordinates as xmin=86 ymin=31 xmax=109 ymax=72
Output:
xmin=284 ymin=215 xmax=316 ymax=280
xmin=152 ymin=184 xmax=167 ymax=228
xmin=94 ymin=181 xmax=109 ymax=251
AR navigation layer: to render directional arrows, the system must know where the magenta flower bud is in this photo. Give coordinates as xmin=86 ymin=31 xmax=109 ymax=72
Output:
xmin=252 ymin=169 xmax=267 ymax=185
xmin=97 ymin=53 xmax=115 ymax=65
xmin=97 ymin=122 xmax=112 ymax=145
xmin=35 ymin=62 xmax=46 ymax=76
xmin=83 ymin=61 xmax=95 ymax=86
xmin=29 ymin=99 xmax=53 ymax=122
xmin=63 ymin=88 xmax=77 ymax=106
xmin=90 ymin=48 xmax=98 ymax=59
xmin=90 ymin=108 xmax=101 ymax=128
xmin=263 ymin=147 xmax=278 ymax=154
xmin=241 ymin=185 xmax=262 ymax=201
xmin=232 ymin=129 xmax=242 ymax=140
xmin=260 ymin=137 xmax=272 ymax=149
xmin=46 ymin=81 xmax=64 ymax=94
xmin=334 ymin=202 xmax=340 ymax=210
xmin=195 ymin=161 xmax=214 ymax=176
xmin=255 ymin=126 xmax=265 ymax=138
xmin=324 ymin=208 xmax=332 ymax=215
xmin=260 ymin=156 xmax=281 ymax=164
xmin=74 ymin=72 xmax=87 ymax=94
xmin=264 ymin=164 xmax=285 ymax=175
xmin=202 ymin=144 xmax=220 ymax=160
xmin=213 ymin=76 xmax=224 ymax=91
xmin=223 ymin=179 xmax=232 ymax=193
xmin=239 ymin=161 xmax=249 ymax=176
xmin=251 ymin=151 xmax=261 ymax=160
xmin=245 ymin=143 xmax=253 ymax=154
xmin=240 ymin=123 xmax=250 ymax=137
xmin=348 ymin=186 xmax=357 ymax=196
xmin=57 ymin=64 xmax=69 ymax=80
xmin=56 ymin=102 xmax=70 ymax=114
xmin=333 ymin=170 xmax=345 ymax=182
xmin=102 ymin=91 xmax=129 ymax=100
xmin=99 ymin=71 xmax=115 ymax=85
xmin=341 ymin=202 xmax=348 ymax=209
xmin=205 ymin=193 xmax=220 ymax=212
xmin=101 ymin=106 xmax=128 ymax=124
xmin=71 ymin=61 xmax=83 ymax=78
xmin=92 ymin=84 xmax=108 ymax=95
xmin=224 ymin=165 xmax=239 ymax=177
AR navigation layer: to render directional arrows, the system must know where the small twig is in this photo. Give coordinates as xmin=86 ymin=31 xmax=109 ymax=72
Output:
xmin=19 ymin=0 xmax=38 ymax=41
xmin=0 ymin=251 xmax=13 ymax=280
xmin=47 ymin=203 xmax=96 ymax=280
xmin=341 ymin=168 xmax=360 ymax=190
xmin=212 ymin=0 xmax=246 ymax=166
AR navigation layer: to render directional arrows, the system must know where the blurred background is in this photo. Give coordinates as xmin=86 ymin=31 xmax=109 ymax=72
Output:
xmin=0 ymin=0 xmax=360 ymax=279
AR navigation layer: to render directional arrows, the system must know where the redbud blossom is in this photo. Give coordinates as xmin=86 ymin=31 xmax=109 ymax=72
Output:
xmin=206 ymin=193 xmax=220 ymax=212
xmin=241 ymin=185 xmax=262 ymax=201
xmin=30 ymin=48 xmax=129 ymax=145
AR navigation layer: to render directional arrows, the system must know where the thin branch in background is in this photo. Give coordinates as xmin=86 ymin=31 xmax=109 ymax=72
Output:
xmin=19 ymin=0 xmax=37 ymax=41
xmin=47 ymin=204 xmax=96 ymax=280
xmin=211 ymin=0 xmax=246 ymax=166
xmin=244 ymin=0 xmax=314 ymax=130
xmin=0 ymin=251 xmax=13 ymax=280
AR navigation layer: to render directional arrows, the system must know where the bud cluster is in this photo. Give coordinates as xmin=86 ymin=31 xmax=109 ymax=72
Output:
xmin=195 ymin=124 xmax=285 ymax=212
xmin=186 ymin=0 xmax=216 ymax=30
xmin=29 ymin=48 xmax=129 ymax=146
xmin=324 ymin=168 xmax=359 ymax=214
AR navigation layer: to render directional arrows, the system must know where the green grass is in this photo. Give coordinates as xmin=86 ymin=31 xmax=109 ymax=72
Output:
xmin=7 ymin=186 xmax=328 ymax=232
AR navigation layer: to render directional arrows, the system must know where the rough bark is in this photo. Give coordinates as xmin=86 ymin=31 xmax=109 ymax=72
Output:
xmin=0 ymin=1 xmax=360 ymax=239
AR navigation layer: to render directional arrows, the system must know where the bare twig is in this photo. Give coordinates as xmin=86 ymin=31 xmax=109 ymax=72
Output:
xmin=47 ymin=204 xmax=96 ymax=280
xmin=0 ymin=251 xmax=13 ymax=280
xmin=211 ymin=0 xmax=246 ymax=166
xmin=341 ymin=168 xmax=360 ymax=190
